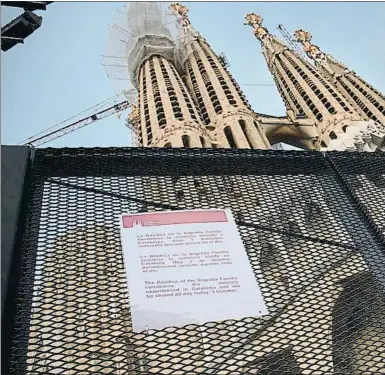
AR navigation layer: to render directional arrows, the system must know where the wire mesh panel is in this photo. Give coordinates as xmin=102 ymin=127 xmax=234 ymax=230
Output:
xmin=6 ymin=148 xmax=385 ymax=375
xmin=329 ymin=152 xmax=385 ymax=243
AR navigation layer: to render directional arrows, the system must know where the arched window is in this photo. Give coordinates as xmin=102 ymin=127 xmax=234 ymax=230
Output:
xmin=239 ymin=120 xmax=253 ymax=149
xmin=224 ymin=126 xmax=237 ymax=148
xmin=329 ymin=131 xmax=338 ymax=140
xmin=164 ymin=142 xmax=172 ymax=148
xmin=182 ymin=135 xmax=191 ymax=148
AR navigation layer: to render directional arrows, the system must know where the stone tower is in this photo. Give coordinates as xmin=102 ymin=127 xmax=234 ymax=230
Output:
xmin=244 ymin=13 xmax=385 ymax=152
xmin=294 ymin=29 xmax=385 ymax=126
xmin=126 ymin=2 xmax=212 ymax=148
xmin=170 ymin=3 xmax=271 ymax=150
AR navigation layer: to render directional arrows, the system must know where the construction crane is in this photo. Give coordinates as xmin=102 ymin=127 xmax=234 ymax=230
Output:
xmin=277 ymin=24 xmax=313 ymax=65
xmin=22 ymin=101 xmax=132 ymax=147
xmin=19 ymin=81 xmax=275 ymax=148
xmin=20 ymin=88 xmax=139 ymax=147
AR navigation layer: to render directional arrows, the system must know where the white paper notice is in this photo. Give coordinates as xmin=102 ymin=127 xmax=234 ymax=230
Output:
xmin=119 ymin=209 xmax=268 ymax=332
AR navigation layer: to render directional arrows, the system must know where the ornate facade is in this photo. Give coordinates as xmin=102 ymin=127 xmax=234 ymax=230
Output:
xmin=136 ymin=55 xmax=212 ymax=148
xmin=26 ymin=4 xmax=385 ymax=374
xmin=170 ymin=3 xmax=270 ymax=150
xmin=244 ymin=13 xmax=385 ymax=152
xmin=126 ymin=3 xmax=384 ymax=152
xmin=294 ymin=29 xmax=385 ymax=126
xmin=126 ymin=2 xmax=211 ymax=148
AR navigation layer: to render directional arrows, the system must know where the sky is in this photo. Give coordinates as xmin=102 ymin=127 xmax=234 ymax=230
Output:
xmin=2 ymin=1 xmax=385 ymax=148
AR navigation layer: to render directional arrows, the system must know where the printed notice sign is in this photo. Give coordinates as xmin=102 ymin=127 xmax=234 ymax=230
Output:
xmin=119 ymin=209 xmax=268 ymax=332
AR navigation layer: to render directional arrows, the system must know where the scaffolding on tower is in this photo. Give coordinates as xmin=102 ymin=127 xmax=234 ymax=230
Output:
xmin=101 ymin=2 xmax=184 ymax=144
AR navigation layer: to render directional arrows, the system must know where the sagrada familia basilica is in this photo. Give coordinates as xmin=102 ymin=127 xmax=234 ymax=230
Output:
xmin=24 ymin=4 xmax=385 ymax=375
xmin=124 ymin=3 xmax=385 ymax=152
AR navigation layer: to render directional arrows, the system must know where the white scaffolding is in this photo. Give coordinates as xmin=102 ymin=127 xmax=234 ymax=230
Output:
xmin=101 ymin=2 xmax=181 ymax=93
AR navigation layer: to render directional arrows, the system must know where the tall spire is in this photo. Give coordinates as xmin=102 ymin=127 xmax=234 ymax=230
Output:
xmin=244 ymin=13 xmax=288 ymax=66
xmin=245 ymin=12 xmax=385 ymax=151
xmin=124 ymin=2 xmax=212 ymax=148
xmin=294 ymin=29 xmax=385 ymax=126
xmin=170 ymin=3 xmax=270 ymax=150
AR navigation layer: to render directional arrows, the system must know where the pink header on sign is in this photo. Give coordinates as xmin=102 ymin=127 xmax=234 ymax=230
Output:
xmin=122 ymin=210 xmax=228 ymax=228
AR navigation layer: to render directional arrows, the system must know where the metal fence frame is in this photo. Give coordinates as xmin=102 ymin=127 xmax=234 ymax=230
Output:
xmin=2 ymin=147 xmax=384 ymax=374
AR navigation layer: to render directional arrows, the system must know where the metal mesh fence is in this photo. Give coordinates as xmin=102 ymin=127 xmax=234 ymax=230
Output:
xmin=329 ymin=153 xmax=385 ymax=243
xmin=5 ymin=148 xmax=385 ymax=375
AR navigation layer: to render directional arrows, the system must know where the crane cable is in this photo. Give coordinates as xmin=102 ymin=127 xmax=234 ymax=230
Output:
xmin=18 ymin=93 xmax=123 ymax=145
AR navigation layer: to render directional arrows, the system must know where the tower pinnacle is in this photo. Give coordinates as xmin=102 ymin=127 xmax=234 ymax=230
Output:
xmin=294 ymin=28 xmax=385 ymax=126
xmin=293 ymin=29 xmax=343 ymax=77
xmin=169 ymin=3 xmax=271 ymax=149
xmin=245 ymin=12 xmax=385 ymax=151
xmin=244 ymin=13 xmax=269 ymax=42
xmin=170 ymin=3 xmax=190 ymax=25
xmin=169 ymin=3 xmax=207 ymax=50
xmin=122 ymin=2 xmax=213 ymax=147
xmin=244 ymin=13 xmax=283 ymax=58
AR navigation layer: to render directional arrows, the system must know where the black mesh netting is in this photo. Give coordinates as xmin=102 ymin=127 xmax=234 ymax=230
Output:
xmin=6 ymin=148 xmax=385 ymax=374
